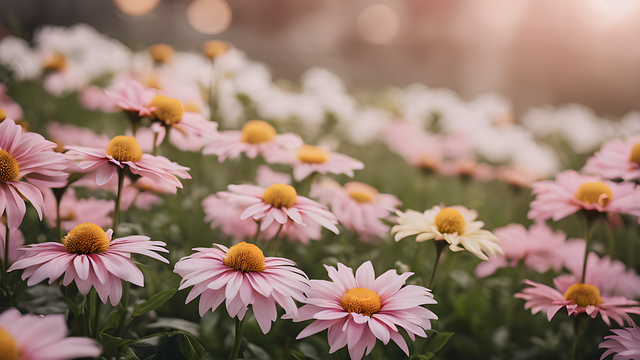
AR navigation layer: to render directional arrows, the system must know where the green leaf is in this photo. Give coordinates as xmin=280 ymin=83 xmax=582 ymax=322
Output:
xmin=120 ymin=346 xmax=140 ymax=360
xmin=141 ymin=356 xmax=156 ymax=360
xmin=178 ymin=333 xmax=207 ymax=360
xmin=132 ymin=289 xmax=177 ymax=317
xmin=419 ymin=332 xmax=454 ymax=360
xmin=100 ymin=311 xmax=121 ymax=334
xmin=99 ymin=333 xmax=134 ymax=354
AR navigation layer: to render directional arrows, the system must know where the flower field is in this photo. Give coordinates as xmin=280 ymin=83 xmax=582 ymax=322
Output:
xmin=0 ymin=24 xmax=639 ymax=360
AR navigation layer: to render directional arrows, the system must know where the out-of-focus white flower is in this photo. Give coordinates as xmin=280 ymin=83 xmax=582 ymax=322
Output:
xmin=396 ymin=83 xmax=464 ymax=131
xmin=341 ymin=108 xmax=392 ymax=146
xmin=0 ymin=36 xmax=41 ymax=80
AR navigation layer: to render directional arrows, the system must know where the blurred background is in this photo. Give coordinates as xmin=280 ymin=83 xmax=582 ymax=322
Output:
xmin=1 ymin=0 xmax=639 ymax=117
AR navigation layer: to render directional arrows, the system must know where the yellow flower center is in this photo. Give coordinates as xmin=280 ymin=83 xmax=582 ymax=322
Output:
xmin=183 ymin=102 xmax=200 ymax=113
xmin=344 ymin=182 xmax=378 ymax=203
xmin=0 ymin=108 xmax=6 ymax=121
xmin=106 ymin=136 xmax=143 ymax=162
xmin=341 ymin=288 xmax=381 ymax=317
xmin=240 ymin=120 xmax=277 ymax=144
xmin=0 ymin=149 xmax=19 ymax=183
xmin=149 ymin=43 xmax=174 ymax=63
xmin=62 ymin=222 xmax=110 ymax=254
xmin=223 ymin=242 xmax=266 ymax=272
xmin=563 ymin=283 xmax=603 ymax=307
xmin=203 ymin=40 xmax=231 ymax=59
xmin=574 ymin=182 xmax=613 ymax=207
xmin=263 ymin=183 xmax=297 ymax=208
xmin=434 ymin=208 xmax=466 ymax=235
xmin=297 ymin=145 xmax=329 ymax=164
xmin=0 ymin=326 xmax=19 ymax=360
xmin=43 ymin=51 xmax=66 ymax=70
xmin=629 ymin=142 xmax=640 ymax=166
xmin=144 ymin=75 xmax=162 ymax=90
xmin=149 ymin=95 xmax=184 ymax=125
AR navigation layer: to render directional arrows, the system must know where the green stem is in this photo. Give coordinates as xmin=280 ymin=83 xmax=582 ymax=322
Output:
xmin=580 ymin=214 xmax=597 ymax=284
xmin=56 ymin=196 xmax=62 ymax=240
xmin=228 ymin=317 xmax=245 ymax=360
xmin=571 ymin=314 xmax=585 ymax=360
xmin=209 ymin=58 xmax=218 ymax=124
xmin=428 ymin=241 xmax=446 ymax=289
xmin=152 ymin=133 xmax=159 ymax=156
xmin=113 ymin=167 xmax=125 ymax=238
xmin=265 ymin=224 xmax=283 ymax=254
xmin=604 ymin=220 xmax=616 ymax=260
xmin=2 ymin=225 xmax=9 ymax=291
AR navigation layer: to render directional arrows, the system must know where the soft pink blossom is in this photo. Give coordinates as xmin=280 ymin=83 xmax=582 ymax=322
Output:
xmin=173 ymin=242 xmax=309 ymax=333
xmin=43 ymin=187 xmax=114 ymax=231
xmin=290 ymin=145 xmax=364 ymax=182
xmin=120 ymin=177 xmax=172 ymax=211
xmin=0 ymin=83 xmax=24 ymax=120
xmin=224 ymin=184 xmax=339 ymax=234
xmin=583 ymin=136 xmax=640 ymax=181
xmin=0 ymin=118 xmax=69 ymax=229
xmin=79 ymin=86 xmax=119 ymax=112
xmin=528 ymin=170 xmax=640 ymax=223
xmin=515 ymin=279 xmax=640 ymax=326
xmin=0 ymin=308 xmax=101 ymax=360
xmin=104 ymin=78 xmax=156 ymax=116
xmin=255 ymin=165 xmax=291 ymax=187
xmin=475 ymin=223 xmax=569 ymax=278
xmin=0 ymin=222 xmax=25 ymax=264
xmin=285 ymin=261 xmax=438 ymax=360
xmin=599 ymin=325 xmax=640 ymax=360
xmin=47 ymin=122 xmax=110 ymax=149
xmin=9 ymin=225 xmax=169 ymax=306
xmin=312 ymin=179 xmax=401 ymax=242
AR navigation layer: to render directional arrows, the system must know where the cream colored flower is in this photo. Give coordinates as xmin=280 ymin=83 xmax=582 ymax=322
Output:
xmin=391 ymin=204 xmax=502 ymax=260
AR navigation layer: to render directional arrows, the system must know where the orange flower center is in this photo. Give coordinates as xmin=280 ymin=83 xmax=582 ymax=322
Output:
xmin=0 ymin=326 xmax=19 ymax=360
xmin=434 ymin=208 xmax=465 ymax=234
xmin=223 ymin=242 xmax=266 ymax=272
xmin=106 ymin=136 xmax=143 ymax=162
xmin=629 ymin=142 xmax=640 ymax=166
xmin=149 ymin=95 xmax=184 ymax=125
xmin=341 ymin=288 xmax=381 ymax=317
xmin=0 ymin=108 xmax=6 ymax=121
xmin=574 ymin=182 xmax=613 ymax=207
xmin=563 ymin=283 xmax=603 ymax=307
xmin=345 ymin=182 xmax=378 ymax=203
xmin=240 ymin=120 xmax=277 ymax=144
xmin=62 ymin=222 xmax=110 ymax=254
xmin=149 ymin=43 xmax=174 ymax=63
xmin=203 ymin=40 xmax=231 ymax=59
xmin=263 ymin=183 xmax=297 ymax=208
xmin=297 ymin=145 xmax=329 ymax=164
xmin=0 ymin=149 xmax=19 ymax=183
xmin=43 ymin=51 xmax=66 ymax=70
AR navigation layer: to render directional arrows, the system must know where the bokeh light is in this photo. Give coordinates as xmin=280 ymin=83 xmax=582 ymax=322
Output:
xmin=187 ymin=0 xmax=232 ymax=35
xmin=356 ymin=4 xmax=400 ymax=45
xmin=113 ymin=0 xmax=161 ymax=16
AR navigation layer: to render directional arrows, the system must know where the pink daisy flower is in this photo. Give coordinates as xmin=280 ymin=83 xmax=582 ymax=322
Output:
xmin=383 ymin=121 xmax=445 ymax=168
xmin=173 ymin=242 xmax=309 ymax=333
xmin=224 ymin=183 xmax=339 ymax=234
xmin=64 ymin=135 xmax=191 ymax=190
xmin=284 ymin=261 xmax=438 ymax=360
xmin=43 ymin=187 xmax=114 ymax=232
xmin=515 ymin=279 xmax=640 ymax=326
xmin=120 ymin=177 xmax=172 ymax=211
xmin=290 ymin=145 xmax=364 ymax=182
xmin=0 ymin=222 xmax=25 ymax=264
xmin=312 ymin=178 xmax=401 ymax=242
xmin=583 ymin=136 xmax=640 ymax=181
xmin=0 ymin=118 xmax=69 ymax=229
xmin=255 ymin=164 xmax=291 ymax=187
xmin=202 ymin=120 xmax=303 ymax=163
xmin=475 ymin=222 xmax=569 ymax=278
xmin=528 ymin=170 xmax=640 ymax=223
xmin=599 ymin=325 xmax=640 ymax=360
xmin=146 ymin=95 xmax=218 ymax=150
xmin=79 ymin=86 xmax=118 ymax=113
xmin=0 ymin=83 xmax=24 ymax=120
xmin=0 ymin=308 xmax=101 ymax=360
xmin=9 ymin=222 xmax=169 ymax=306
xmin=105 ymin=78 xmax=156 ymax=116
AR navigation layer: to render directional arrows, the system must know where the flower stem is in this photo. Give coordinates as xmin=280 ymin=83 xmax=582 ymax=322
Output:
xmin=580 ymin=213 xmax=597 ymax=284
xmin=209 ymin=58 xmax=218 ymax=124
xmin=228 ymin=317 xmax=245 ymax=360
xmin=428 ymin=240 xmax=446 ymax=289
xmin=2 ymin=225 xmax=9 ymax=290
xmin=571 ymin=314 xmax=585 ymax=360
xmin=113 ymin=167 xmax=125 ymax=238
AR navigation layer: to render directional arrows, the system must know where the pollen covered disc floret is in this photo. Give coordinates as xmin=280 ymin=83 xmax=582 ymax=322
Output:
xmin=297 ymin=145 xmax=329 ymax=164
xmin=263 ymin=183 xmax=298 ymax=208
xmin=564 ymin=283 xmax=603 ymax=307
xmin=0 ymin=149 xmax=20 ymax=183
xmin=629 ymin=143 xmax=640 ymax=166
xmin=106 ymin=136 xmax=143 ymax=162
xmin=149 ymin=95 xmax=185 ymax=125
xmin=434 ymin=207 xmax=466 ymax=234
xmin=0 ymin=326 xmax=18 ymax=360
xmin=240 ymin=120 xmax=277 ymax=144
xmin=62 ymin=222 xmax=110 ymax=254
xmin=574 ymin=182 xmax=613 ymax=207
xmin=341 ymin=287 xmax=382 ymax=317
xmin=222 ymin=241 xmax=267 ymax=272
